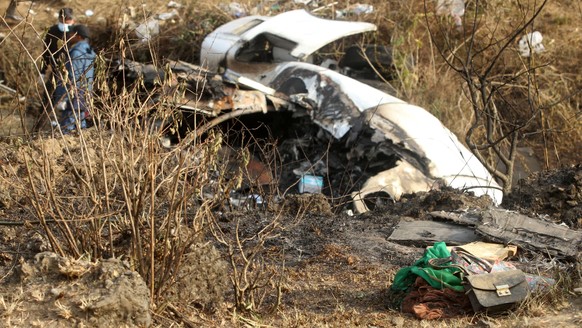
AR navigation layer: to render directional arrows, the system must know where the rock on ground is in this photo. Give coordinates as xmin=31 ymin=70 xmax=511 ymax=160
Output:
xmin=2 ymin=252 xmax=151 ymax=327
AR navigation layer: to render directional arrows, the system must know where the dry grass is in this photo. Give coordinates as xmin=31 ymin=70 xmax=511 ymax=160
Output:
xmin=0 ymin=0 xmax=580 ymax=326
xmin=1 ymin=0 xmax=580 ymax=166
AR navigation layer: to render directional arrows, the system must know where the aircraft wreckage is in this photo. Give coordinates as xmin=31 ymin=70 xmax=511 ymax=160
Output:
xmin=118 ymin=9 xmax=502 ymax=212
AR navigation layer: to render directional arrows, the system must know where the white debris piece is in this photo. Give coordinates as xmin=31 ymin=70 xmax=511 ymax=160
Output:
xmin=518 ymin=31 xmax=545 ymax=57
xmin=226 ymin=2 xmax=247 ymax=18
xmin=436 ymin=0 xmax=465 ymax=27
xmin=298 ymin=175 xmax=323 ymax=194
xmin=85 ymin=9 xmax=94 ymax=17
xmin=157 ymin=9 xmax=178 ymax=21
xmin=167 ymin=1 xmax=183 ymax=8
xmin=135 ymin=18 xmax=160 ymax=42
xmin=293 ymin=0 xmax=314 ymax=4
xmin=336 ymin=4 xmax=374 ymax=18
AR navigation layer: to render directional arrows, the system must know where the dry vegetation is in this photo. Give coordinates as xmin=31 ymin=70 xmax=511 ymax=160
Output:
xmin=0 ymin=0 xmax=581 ymax=327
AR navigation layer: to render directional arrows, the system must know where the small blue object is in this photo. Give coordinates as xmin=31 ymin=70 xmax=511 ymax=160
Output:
xmin=298 ymin=175 xmax=323 ymax=194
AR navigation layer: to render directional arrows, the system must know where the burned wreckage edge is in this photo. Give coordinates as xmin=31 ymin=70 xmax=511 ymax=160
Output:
xmin=120 ymin=9 xmax=503 ymax=212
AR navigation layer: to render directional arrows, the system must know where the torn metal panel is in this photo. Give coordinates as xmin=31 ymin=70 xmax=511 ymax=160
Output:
xmin=236 ymin=9 xmax=376 ymax=60
xmin=365 ymin=103 xmax=503 ymax=207
xmin=200 ymin=16 xmax=267 ymax=71
xmin=388 ymin=219 xmax=480 ymax=246
xmin=201 ymin=10 xmax=376 ymax=72
xmin=271 ymin=65 xmax=363 ymax=139
xmin=352 ymin=160 xmax=437 ymax=213
xmin=200 ymin=88 xmax=268 ymax=115
xmin=477 ymin=208 xmax=582 ymax=259
xmin=233 ymin=62 xmax=404 ymax=139
xmin=430 ymin=208 xmax=582 ymax=260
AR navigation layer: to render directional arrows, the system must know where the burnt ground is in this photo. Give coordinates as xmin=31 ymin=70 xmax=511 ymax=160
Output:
xmin=0 ymin=160 xmax=581 ymax=327
xmin=0 ymin=0 xmax=581 ymax=326
xmin=503 ymin=164 xmax=582 ymax=229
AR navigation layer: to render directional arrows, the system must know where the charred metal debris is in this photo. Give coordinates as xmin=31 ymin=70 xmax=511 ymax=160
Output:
xmin=110 ymin=10 xmax=503 ymax=213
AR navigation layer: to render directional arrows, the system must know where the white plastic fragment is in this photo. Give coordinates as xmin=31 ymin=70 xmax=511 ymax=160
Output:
xmin=167 ymin=1 xmax=183 ymax=8
xmin=229 ymin=193 xmax=264 ymax=208
xmin=436 ymin=0 xmax=465 ymax=27
xmin=336 ymin=4 xmax=374 ymax=18
xmin=226 ymin=2 xmax=247 ymax=18
xmin=135 ymin=18 xmax=160 ymax=42
xmin=127 ymin=6 xmax=136 ymax=18
xmin=518 ymin=31 xmax=545 ymax=57
xmin=157 ymin=9 xmax=178 ymax=21
xmin=85 ymin=9 xmax=94 ymax=17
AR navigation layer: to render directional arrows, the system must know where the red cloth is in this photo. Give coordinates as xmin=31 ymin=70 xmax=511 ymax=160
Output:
xmin=401 ymin=277 xmax=472 ymax=319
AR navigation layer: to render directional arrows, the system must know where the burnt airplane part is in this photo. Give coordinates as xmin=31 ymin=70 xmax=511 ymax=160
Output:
xmin=114 ymin=10 xmax=503 ymax=212
xmin=197 ymin=9 xmax=503 ymax=211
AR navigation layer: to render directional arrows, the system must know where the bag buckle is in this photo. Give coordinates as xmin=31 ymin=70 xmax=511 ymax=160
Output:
xmin=495 ymin=284 xmax=511 ymax=296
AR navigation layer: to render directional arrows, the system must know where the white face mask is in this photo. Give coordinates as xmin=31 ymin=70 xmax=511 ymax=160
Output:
xmin=58 ymin=22 xmax=72 ymax=32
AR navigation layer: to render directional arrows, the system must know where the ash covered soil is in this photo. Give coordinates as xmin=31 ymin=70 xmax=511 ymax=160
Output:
xmin=0 ymin=0 xmax=581 ymax=326
xmin=0 ymin=151 xmax=581 ymax=326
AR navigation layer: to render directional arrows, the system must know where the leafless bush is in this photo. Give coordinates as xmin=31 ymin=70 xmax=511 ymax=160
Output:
xmin=203 ymin=130 xmax=286 ymax=315
xmin=425 ymin=0 xmax=557 ymax=193
xmin=1 ymin=13 xmax=291 ymax=320
xmin=1 ymin=20 xmax=234 ymax=306
xmin=209 ymin=210 xmax=285 ymax=315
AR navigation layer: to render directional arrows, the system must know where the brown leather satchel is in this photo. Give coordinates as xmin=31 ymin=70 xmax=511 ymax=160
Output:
xmin=429 ymin=249 xmax=529 ymax=314
xmin=464 ymin=267 xmax=528 ymax=313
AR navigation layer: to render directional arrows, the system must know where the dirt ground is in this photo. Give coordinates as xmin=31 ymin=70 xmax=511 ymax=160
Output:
xmin=1 ymin=1 xmax=581 ymax=327
xmin=0 ymin=143 xmax=580 ymax=327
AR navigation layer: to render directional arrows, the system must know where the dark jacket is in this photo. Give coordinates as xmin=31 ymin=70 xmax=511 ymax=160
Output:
xmin=41 ymin=24 xmax=74 ymax=74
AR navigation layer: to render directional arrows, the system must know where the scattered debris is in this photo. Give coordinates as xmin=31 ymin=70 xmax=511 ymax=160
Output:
xmin=518 ymin=31 xmax=545 ymax=57
xmin=388 ymin=219 xmax=480 ymax=245
xmin=436 ymin=0 xmax=465 ymax=27
xmin=167 ymin=1 xmax=183 ymax=9
xmin=198 ymin=9 xmax=503 ymax=211
xmin=157 ymin=9 xmax=179 ymax=21
xmin=390 ymin=241 xmax=557 ymax=319
xmin=134 ymin=17 xmax=160 ymax=42
xmin=223 ymin=2 xmax=247 ymax=18
xmin=446 ymin=242 xmax=518 ymax=262
xmin=429 ymin=208 xmax=582 ymax=259
xmin=335 ymin=3 xmax=374 ymax=18
xmin=298 ymin=174 xmax=324 ymax=193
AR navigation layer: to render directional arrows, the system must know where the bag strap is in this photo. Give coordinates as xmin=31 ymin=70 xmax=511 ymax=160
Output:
xmin=427 ymin=256 xmax=466 ymax=274
xmin=427 ymin=248 xmax=494 ymax=278
xmin=451 ymin=248 xmax=493 ymax=273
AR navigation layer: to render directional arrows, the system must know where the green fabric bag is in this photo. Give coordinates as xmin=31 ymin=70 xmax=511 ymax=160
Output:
xmin=390 ymin=242 xmax=464 ymax=292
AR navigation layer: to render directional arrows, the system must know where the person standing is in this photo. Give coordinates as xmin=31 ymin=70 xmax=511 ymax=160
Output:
xmin=53 ymin=24 xmax=96 ymax=133
xmin=40 ymin=8 xmax=75 ymax=104
xmin=32 ymin=8 xmax=76 ymax=130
